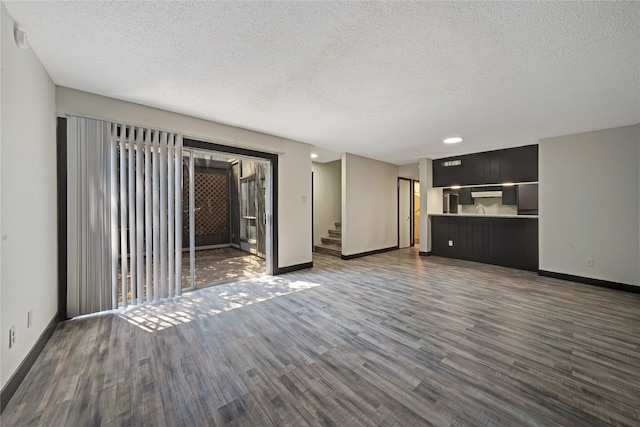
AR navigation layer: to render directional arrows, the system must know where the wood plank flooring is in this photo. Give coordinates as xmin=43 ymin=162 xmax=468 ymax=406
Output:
xmin=3 ymin=248 xmax=640 ymax=426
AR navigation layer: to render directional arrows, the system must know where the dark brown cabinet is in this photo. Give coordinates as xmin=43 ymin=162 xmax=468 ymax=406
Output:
xmin=512 ymin=145 xmax=538 ymax=182
xmin=430 ymin=215 xmax=538 ymax=271
xmin=433 ymin=145 xmax=538 ymax=187
xmin=517 ymin=183 xmax=538 ymax=215
xmin=433 ymin=161 xmax=463 ymax=187
xmin=499 ymin=150 xmax=515 ymax=183
xmin=502 ymin=186 xmax=517 ymax=205
xmin=472 ymin=153 xmax=488 ymax=185
xmin=458 ymin=187 xmax=473 ymax=205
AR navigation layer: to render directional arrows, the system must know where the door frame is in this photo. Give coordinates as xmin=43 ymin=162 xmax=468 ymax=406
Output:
xmin=397 ymin=177 xmax=414 ymax=248
xmin=413 ymin=180 xmax=420 ymax=246
xmin=311 ymin=171 xmax=314 ymax=252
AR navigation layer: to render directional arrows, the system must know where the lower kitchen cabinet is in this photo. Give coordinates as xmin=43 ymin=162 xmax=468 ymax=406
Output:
xmin=430 ymin=215 xmax=538 ymax=271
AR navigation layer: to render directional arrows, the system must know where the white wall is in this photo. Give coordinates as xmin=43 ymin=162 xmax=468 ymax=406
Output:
xmin=539 ymin=124 xmax=640 ymax=286
xmin=56 ymin=87 xmax=312 ymax=269
xmin=312 ymin=160 xmax=341 ymax=247
xmin=398 ymin=162 xmax=419 ymax=180
xmin=342 ymin=153 xmax=398 ymax=256
xmin=276 ymin=140 xmax=313 ymax=267
xmin=1 ymin=3 xmax=58 ymax=390
xmin=419 ymin=158 xmax=442 ymax=253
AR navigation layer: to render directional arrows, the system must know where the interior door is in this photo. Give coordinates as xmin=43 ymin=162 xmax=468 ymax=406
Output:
xmin=399 ymin=179 xmax=411 ymax=248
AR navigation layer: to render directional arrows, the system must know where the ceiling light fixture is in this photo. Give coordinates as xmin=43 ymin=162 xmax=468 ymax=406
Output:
xmin=310 ymin=153 xmax=318 ymax=159
xmin=443 ymin=137 xmax=463 ymax=144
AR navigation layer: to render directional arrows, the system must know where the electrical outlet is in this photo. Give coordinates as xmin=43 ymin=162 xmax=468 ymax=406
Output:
xmin=9 ymin=326 xmax=16 ymax=349
xmin=27 ymin=310 xmax=33 ymax=328
xmin=586 ymin=258 xmax=595 ymax=267
xmin=448 ymin=240 xmax=454 ymax=247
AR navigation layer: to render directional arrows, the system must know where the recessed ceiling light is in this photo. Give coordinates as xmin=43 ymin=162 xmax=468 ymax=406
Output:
xmin=443 ymin=137 xmax=463 ymax=144
xmin=310 ymin=153 xmax=318 ymax=159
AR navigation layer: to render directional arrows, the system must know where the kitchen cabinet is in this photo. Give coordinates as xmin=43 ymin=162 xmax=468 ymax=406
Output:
xmin=499 ymin=150 xmax=515 ymax=183
xmin=433 ymin=161 xmax=460 ymax=187
xmin=489 ymin=156 xmax=500 ymax=184
xmin=431 ymin=215 xmax=447 ymax=255
xmin=433 ymin=155 xmax=468 ymax=187
xmin=517 ymin=184 xmax=538 ymax=214
xmin=459 ymin=188 xmax=473 ymax=205
xmin=433 ymin=145 xmax=538 ymax=187
xmin=471 ymin=152 xmax=493 ymax=185
xmin=502 ymin=186 xmax=517 ymax=205
xmin=512 ymin=144 xmax=538 ymax=182
xmin=430 ymin=215 xmax=538 ymax=271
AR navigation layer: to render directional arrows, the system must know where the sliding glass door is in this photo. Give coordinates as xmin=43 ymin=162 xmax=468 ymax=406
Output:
xmin=65 ymin=116 xmax=276 ymax=318
xmin=181 ymin=148 xmax=272 ymax=290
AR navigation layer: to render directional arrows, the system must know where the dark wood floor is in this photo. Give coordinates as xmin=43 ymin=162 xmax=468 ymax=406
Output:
xmin=3 ymin=248 xmax=640 ymax=426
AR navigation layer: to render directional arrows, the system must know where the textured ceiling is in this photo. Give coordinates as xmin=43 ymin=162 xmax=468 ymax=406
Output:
xmin=4 ymin=1 xmax=639 ymax=164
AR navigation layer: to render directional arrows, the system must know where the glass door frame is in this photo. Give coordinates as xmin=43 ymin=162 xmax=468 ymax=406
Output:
xmin=182 ymin=145 xmax=274 ymax=291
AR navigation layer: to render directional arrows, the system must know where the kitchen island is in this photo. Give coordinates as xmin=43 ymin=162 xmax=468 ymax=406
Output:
xmin=430 ymin=214 xmax=538 ymax=271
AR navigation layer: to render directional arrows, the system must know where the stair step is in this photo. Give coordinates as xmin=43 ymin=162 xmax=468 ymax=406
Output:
xmin=328 ymin=229 xmax=342 ymax=237
xmin=321 ymin=236 xmax=342 ymax=248
xmin=314 ymin=244 xmax=341 ymax=257
xmin=335 ymin=222 xmax=341 ymax=231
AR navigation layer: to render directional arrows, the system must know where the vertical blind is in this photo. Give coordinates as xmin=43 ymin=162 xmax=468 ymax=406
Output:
xmin=67 ymin=116 xmax=183 ymax=317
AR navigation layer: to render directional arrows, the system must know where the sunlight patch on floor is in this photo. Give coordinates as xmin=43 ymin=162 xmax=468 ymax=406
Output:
xmin=118 ymin=275 xmax=320 ymax=332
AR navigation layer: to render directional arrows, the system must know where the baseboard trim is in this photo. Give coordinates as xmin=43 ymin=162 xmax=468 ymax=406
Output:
xmin=418 ymin=251 xmax=432 ymax=257
xmin=274 ymin=262 xmax=313 ymax=275
xmin=1 ymin=312 xmax=59 ymax=414
xmin=341 ymin=246 xmax=398 ymax=260
xmin=538 ymin=270 xmax=640 ymax=294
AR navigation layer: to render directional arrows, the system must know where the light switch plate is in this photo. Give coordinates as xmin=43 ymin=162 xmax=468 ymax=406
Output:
xmin=9 ymin=326 xmax=16 ymax=348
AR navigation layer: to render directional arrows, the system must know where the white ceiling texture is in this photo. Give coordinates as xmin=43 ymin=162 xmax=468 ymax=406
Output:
xmin=5 ymin=1 xmax=639 ymax=164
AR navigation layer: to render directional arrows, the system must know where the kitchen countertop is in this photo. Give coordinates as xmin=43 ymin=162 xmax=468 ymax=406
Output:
xmin=429 ymin=213 xmax=538 ymax=219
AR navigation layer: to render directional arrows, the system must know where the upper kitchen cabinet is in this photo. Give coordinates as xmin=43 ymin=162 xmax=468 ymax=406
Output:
xmin=433 ymin=144 xmax=538 ymax=187
xmin=502 ymin=185 xmax=517 ymax=205
xmin=433 ymin=156 xmax=467 ymax=186
xmin=433 ymin=156 xmax=469 ymax=187
xmin=470 ymin=152 xmax=499 ymax=185
xmin=512 ymin=144 xmax=538 ymax=183
xmin=471 ymin=152 xmax=489 ymax=185
xmin=458 ymin=187 xmax=473 ymax=205
xmin=499 ymin=150 xmax=515 ymax=183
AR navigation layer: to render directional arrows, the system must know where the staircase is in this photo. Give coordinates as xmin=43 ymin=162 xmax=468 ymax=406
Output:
xmin=314 ymin=222 xmax=341 ymax=257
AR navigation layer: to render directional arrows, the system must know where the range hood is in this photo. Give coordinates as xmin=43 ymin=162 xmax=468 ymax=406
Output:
xmin=471 ymin=190 xmax=503 ymax=198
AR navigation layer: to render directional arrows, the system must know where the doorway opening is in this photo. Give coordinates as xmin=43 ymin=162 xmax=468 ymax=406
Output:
xmin=181 ymin=145 xmax=273 ymax=291
xmin=398 ymin=178 xmax=413 ymax=248
xmin=399 ymin=178 xmax=420 ymax=249
xmin=414 ymin=181 xmax=420 ymax=246
xmin=312 ymin=159 xmax=342 ymax=257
